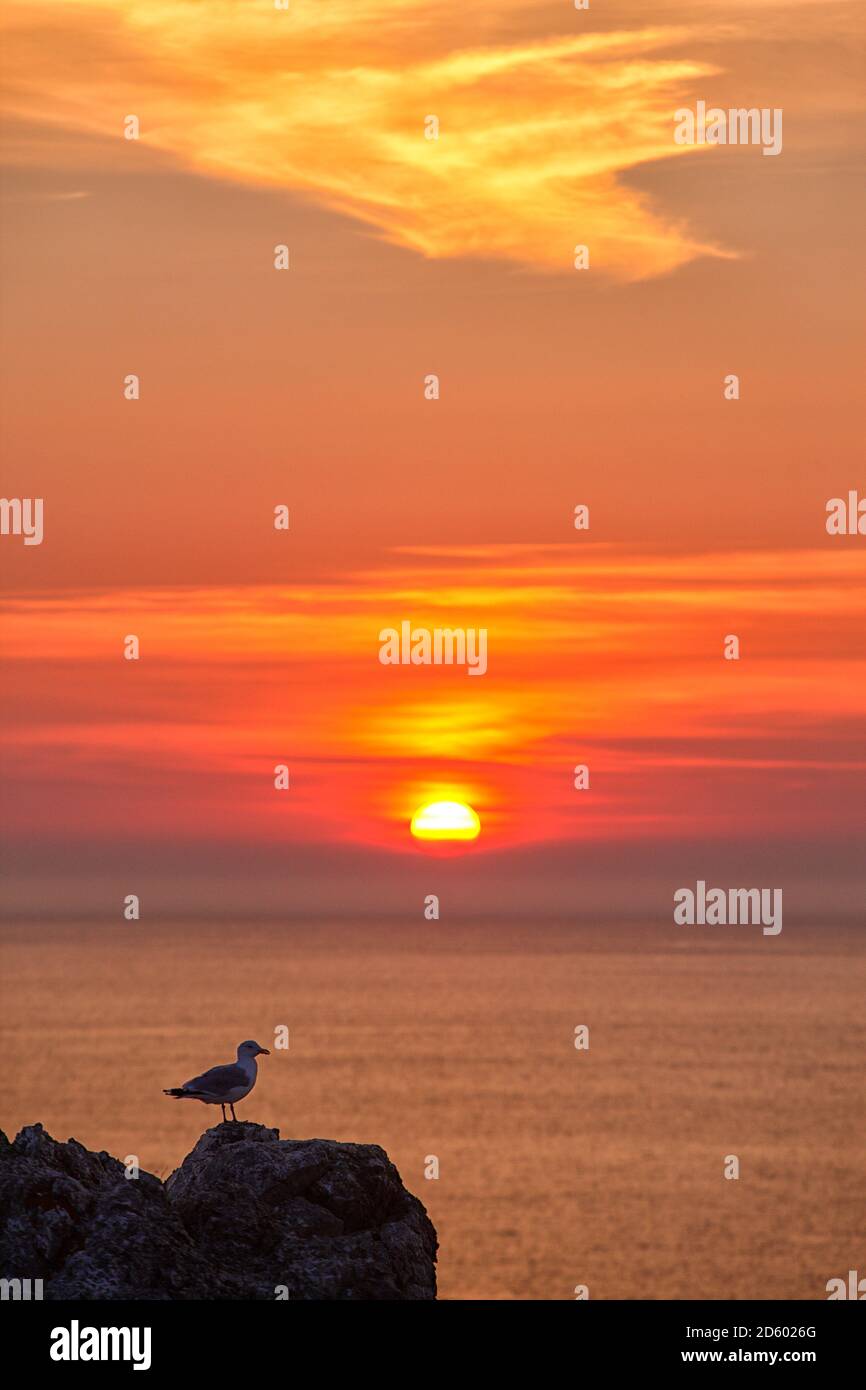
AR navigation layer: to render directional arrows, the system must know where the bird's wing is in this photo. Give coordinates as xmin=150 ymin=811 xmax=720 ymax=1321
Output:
xmin=182 ymin=1063 xmax=249 ymax=1095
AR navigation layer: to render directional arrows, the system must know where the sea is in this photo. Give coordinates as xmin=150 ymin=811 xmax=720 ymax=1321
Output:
xmin=1 ymin=917 xmax=863 ymax=1300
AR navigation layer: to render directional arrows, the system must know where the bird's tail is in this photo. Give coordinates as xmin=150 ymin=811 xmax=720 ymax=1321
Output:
xmin=163 ymin=1087 xmax=189 ymax=1099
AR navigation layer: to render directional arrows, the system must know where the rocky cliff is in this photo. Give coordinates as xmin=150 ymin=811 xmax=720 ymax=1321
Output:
xmin=0 ymin=1121 xmax=437 ymax=1299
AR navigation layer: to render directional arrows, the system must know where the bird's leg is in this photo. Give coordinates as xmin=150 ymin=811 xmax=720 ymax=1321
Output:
xmin=220 ymin=1103 xmax=227 ymax=1123
xmin=230 ymin=1103 xmax=237 ymax=1122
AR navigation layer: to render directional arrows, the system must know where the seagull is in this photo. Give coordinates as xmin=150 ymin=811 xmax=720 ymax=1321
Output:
xmin=163 ymin=1040 xmax=270 ymax=1122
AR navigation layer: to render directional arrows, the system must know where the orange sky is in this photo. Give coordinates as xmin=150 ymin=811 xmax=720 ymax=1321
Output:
xmin=1 ymin=1 xmax=864 ymax=915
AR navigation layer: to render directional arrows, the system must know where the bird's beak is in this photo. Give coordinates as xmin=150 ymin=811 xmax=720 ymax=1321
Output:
xmin=260 ymin=1047 xmax=270 ymax=1055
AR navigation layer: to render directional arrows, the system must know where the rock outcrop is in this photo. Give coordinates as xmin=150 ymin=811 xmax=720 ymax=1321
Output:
xmin=0 ymin=1122 xmax=437 ymax=1300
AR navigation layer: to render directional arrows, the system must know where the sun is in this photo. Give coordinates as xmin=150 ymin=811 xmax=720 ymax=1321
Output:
xmin=410 ymin=800 xmax=481 ymax=842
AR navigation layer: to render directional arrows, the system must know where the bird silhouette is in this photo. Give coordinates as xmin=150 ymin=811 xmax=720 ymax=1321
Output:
xmin=163 ymin=1040 xmax=270 ymax=1122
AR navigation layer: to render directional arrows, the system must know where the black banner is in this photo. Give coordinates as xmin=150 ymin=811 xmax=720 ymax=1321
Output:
xmin=3 ymin=1298 xmax=862 ymax=1375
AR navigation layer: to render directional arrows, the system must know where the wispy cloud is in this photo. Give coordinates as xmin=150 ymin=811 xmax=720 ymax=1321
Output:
xmin=1 ymin=0 xmax=740 ymax=278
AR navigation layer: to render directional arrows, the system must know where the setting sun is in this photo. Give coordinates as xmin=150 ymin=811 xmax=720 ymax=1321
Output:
xmin=410 ymin=800 xmax=481 ymax=842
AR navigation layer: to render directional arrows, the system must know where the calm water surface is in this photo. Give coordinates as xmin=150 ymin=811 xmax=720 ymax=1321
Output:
xmin=2 ymin=918 xmax=863 ymax=1300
